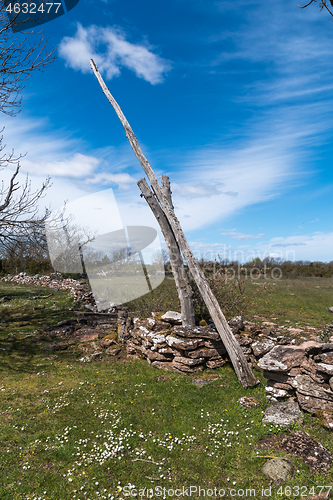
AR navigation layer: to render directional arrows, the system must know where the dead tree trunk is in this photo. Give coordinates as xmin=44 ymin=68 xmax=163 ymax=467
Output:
xmin=137 ymin=177 xmax=195 ymax=327
xmin=90 ymin=59 xmax=258 ymax=388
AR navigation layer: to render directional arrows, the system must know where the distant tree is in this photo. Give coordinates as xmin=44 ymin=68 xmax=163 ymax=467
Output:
xmin=0 ymin=131 xmax=51 ymax=258
xmin=0 ymin=5 xmax=56 ymax=262
xmin=0 ymin=2 xmax=56 ymax=116
xmin=298 ymin=0 xmax=333 ymax=19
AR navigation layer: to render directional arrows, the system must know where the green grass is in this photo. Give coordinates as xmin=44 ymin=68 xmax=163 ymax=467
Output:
xmin=246 ymin=277 xmax=333 ymax=329
xmin=1 ymin=278 xmax=333 ymax=500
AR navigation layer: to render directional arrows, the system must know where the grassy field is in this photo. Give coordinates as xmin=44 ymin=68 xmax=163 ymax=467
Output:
xmin=0 ymin=276 xmax=333 ymax=500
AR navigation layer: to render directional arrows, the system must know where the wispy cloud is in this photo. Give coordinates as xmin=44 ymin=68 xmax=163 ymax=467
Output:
xmin=59 ymin=23 xmax=171 ymax=84
xmin=221 ymin=229 xmax=264 ymax=240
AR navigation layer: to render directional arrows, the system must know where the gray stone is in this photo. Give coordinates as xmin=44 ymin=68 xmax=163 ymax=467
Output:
xmin=280 ymin=430 xmax=332 ymax=474
xmin=258 ymin=345 xmax=306 ymax=372
xmin=166 ymin=336 xmax=204 ymax=351
xmin=151 ymin=361 xmax=174 ymax=371
xmin=314 ymin=352 xmax=333 ymax=364
xmin=251 ymin=339 xmax=275 ymax=358
xmin=172 ymin=360 xmax=204 ymax=373
xmin=187 ymin=348 xmax=225 ymax=359
xmin=160 ymin=311 xmax=182 ymax=324
xmin=173 ymin=325 xmax=220 ymax=341
xmin=238 ymin=396 xmax=259 ymax=408
xmin=291 ymin=374 xmax=333 ymax=401
xmin=316 ymin=363 xmax=333 ymax=376
xmin=262 ymin=458 xmax=292 ymax=484
xmin=142 ymin=347 xmax=171 ymax=361
xmin=228 ymin=316 xmax=244 ymax=334
xmin=296 ymin=392 xmax=333 ymax=414
xmin=206 ymin=358 xmax=227 ymax=369
xmin=193 ymin=377 xmax=219 ymax=388
xmin=90 ymin=351 xmax=103 ymax=359
xmin=105 ymin=347 xmax=121 ymax=356
xmin=262 ymin=401 xmax=303 ymax=427
xmin=329 ymin=377 xmax=333 ymax=391
xmin=173 ymin=356 xmax=205 ymax=366
xmin=329 ymin=307 xmax=333 ymax=314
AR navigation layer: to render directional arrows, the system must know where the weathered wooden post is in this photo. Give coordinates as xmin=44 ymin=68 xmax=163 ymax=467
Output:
xmin=137 ymin=177 xmax=195 ymax=327
xmin=90 ymin=59 xmax=258 ymax=387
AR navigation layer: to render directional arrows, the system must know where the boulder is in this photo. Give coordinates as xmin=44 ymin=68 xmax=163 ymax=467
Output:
xmin=265 ymin=386 xmax=288 ymax=398
xmin=251 ymin=339 xmax=275 ymax=358
xmin=262 ymin=458 xmax=292 ymax=484
xmin=258 ymin=345 xmax=306 ymax=372
xmin=262 ymin=401 xmax=303 ymax=427
xmin=280 ymin=431 xmax=332 ymax=474
xmin=234 ymin=334 xmax=253 ymax=346
xmin=160 ymin=311 xmax=182 ymax=325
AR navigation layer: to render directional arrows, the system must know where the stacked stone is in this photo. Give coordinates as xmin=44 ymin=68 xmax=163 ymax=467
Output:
xmin=257 ymin=341 xmax=333 ymax=413
xmin=1 ymin=272 xmax=95 ymax=307
xmin=126 ymin=312 xmax=228 ymax=373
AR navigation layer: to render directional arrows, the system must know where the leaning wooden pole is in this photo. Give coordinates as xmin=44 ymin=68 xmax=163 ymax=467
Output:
xmin=90 ymin=59 xmax=258 ymax=387
xmin=138 ymin=177 xmax=196 ymax=327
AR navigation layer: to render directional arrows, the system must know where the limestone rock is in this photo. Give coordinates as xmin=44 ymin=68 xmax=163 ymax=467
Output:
xmin=258 ymin=345 xmax=306 ymax=372
xmin=187 ymin=348 xmax=225 ymax=359
xmin=263 ymin=371 xmax=294 ymax=386
xmin=329 ymin=377 xmax=333 ymax=391
xmin=105 ymin=347 xmax=121 ymax=356
xmin=316 ymin=409 xmax=333 ymax=430
xmin=173 ymin=356 xmax=205 ymax=366
xmin=173 ymin=325 xmax=220 ymax=341
xmin=280 ymin=431 xmax=332 ymax=474
xmin=314 ymin=352 xmax=333 ymax=364
xmin=238 ymin=396 xmax=259 ymax=408
xmin=316 ymin=363 xmax=333 ymax=376
xmin=166 ymin=336 xmax=204 ymax=351
xmin=206 ymin=359 xmax=227 ymax=369
xmin=262 ymin=458 xmax=292 ymax=484
xmin=291 ymin=374 xmax=333 ymax=401
xmin=262 ymin=401 xmax=303 ymax=427
xmin=228 ymin=316 xmax=244 ymax=334
xmin=193 ymin=377 xmax=219 ymax=388
xmin=265 ymin=386 xmax=288 ymax=398
xmin=251 ymin=339 xmax=275 ymax=358
xmin=151 ymin=361 xmax=174 ymax=371
xmin=296 ymin=392 xmax=333 ymax=414
xmin=172 ymin=360 xmax=204 ymax=373
xmin=142 ymin=347 xmax=171 ymax=362
xmin=160 ymin=311 xmax=182 ymax=325
xmin=300 ymin=358 xmax=328 ymax=384
xmin=234 ymin=334 xmax=252 ymax=346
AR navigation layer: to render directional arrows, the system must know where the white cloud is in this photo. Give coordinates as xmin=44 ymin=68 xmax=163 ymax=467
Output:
xmin=221 ymin=229 xmax=264 ymax=240
xmin=88 ymin=172 xmax=137 ymax=188
xmin=59 ymin=23 xmax=171 ymax=84
xmin=24 ymin=153 xmax=100 ymax=178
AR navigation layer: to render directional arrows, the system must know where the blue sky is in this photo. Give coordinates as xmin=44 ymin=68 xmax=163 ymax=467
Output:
xmin=2 ymin=0 xmax=333 ymax=263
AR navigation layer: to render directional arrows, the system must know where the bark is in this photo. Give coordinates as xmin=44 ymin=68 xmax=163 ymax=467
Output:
xmin=90 ymin=59 xmax=258 ymax=387
xmin=137 ymin=177 xmax=195 ymax=327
